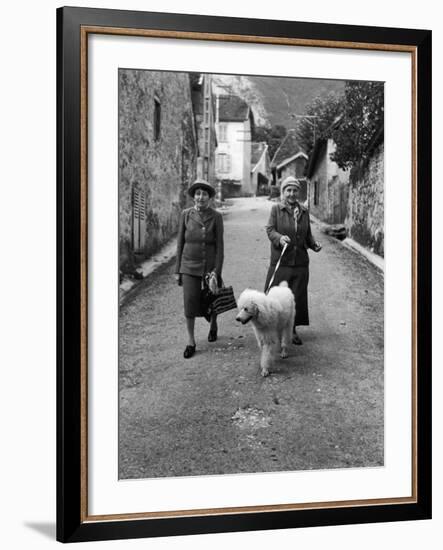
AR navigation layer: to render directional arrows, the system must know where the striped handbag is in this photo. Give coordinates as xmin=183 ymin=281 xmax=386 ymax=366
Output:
xmin=209 ymin=283 xmax=237 ymax=316
xmin=203 ymin=272 xmax=237 ymax=317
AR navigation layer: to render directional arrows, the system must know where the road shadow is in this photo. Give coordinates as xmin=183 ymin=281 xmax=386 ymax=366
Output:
xmin=24 ymin=522 xmax=56 ymax=540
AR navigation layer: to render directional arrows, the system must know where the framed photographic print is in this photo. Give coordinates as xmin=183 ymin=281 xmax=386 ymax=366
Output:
xmin=57 ymin=6 xmax=432 ymax=543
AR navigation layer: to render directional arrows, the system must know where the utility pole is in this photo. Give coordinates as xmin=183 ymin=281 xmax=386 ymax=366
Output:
xmin=290 ymin=114 xmax=318 ymax=146
xmin=289 ymin=114 xmax=319 ymax=210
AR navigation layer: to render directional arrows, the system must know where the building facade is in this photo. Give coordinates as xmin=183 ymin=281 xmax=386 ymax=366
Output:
xmin=270 ymin=129 xmax=309 ymax=202
xmin=190 ymin=73 xmax=218 ymax=185
xmin=214 ymin=94 xmax=255 ymax=197
xmin=307 ymin=133 xmax=384 ymax=256
xmin=307 ymin=138 xmax=350 ymax=224
xmin=119 ymin=69 xmax=200 ymax=272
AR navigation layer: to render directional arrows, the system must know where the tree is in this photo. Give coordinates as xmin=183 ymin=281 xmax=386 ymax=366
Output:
xmin=330 ymin=81 xmax=384 ymax=170
xmin=296 ymin=91 xmax=344 ymax=158
xmin=252 ymin=124 xmax=287 ymax=160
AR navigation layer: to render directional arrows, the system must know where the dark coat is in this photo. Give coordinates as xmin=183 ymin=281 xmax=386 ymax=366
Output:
xmin=176 ymin=207 xmax=224 ymax=277
xmin=266 ymin=201 xmax=316 ymax=267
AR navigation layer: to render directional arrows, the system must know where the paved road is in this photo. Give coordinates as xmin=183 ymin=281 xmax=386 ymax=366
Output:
xmin=119 ymin=197 xmax=384 ymax=479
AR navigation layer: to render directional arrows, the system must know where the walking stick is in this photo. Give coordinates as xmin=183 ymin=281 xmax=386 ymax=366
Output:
xmin=265 ymin=243 xmax=288 ymax=294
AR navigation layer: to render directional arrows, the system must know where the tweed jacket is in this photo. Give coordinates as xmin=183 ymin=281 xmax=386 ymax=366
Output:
xmin=176 ymin=207 xmax=224 ymax=277
xmin=266 ymin=201 xmax=316 ymax=267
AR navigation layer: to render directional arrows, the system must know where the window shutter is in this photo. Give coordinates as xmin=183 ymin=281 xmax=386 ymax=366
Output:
xmin=133 ymin=187 xmax=146 ymax=253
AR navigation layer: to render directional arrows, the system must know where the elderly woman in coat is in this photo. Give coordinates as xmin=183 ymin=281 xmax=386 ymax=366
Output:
xmin=175 ymin=179 xmax=224 ymax=358
xmin=265 ymin=176 xmax=321 ymax=344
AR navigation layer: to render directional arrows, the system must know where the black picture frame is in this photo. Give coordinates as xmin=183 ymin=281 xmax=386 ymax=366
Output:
xmin=57 ymin=6 xmax=432 ymax=543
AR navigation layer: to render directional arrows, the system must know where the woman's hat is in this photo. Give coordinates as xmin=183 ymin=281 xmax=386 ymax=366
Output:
xmin=187 ymin=178 xmax=216 ymax=198
xmin=280 ymin=176 xmax=301 ymax=194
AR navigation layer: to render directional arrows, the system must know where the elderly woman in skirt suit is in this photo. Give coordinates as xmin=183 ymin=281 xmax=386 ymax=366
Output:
xmin=175 ymin=179 xmax=224 ymax=358
xmin=265 ymin=176 xmax=322 ymax=345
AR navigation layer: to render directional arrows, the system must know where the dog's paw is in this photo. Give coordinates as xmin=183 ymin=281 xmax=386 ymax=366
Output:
xmin=261 ymin=368 xmax=270 ymax=377
xmin=280 ymin=348 xmax=288 ymax=359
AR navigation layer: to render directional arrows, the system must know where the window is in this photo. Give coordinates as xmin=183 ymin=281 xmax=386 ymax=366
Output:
xmin=154 ymin=98 xmax=161 ymax=140
xmin=217 ymin=153 xmax=231 ymax=173
xmin=218 ymin=123 xmax=227 ymax=142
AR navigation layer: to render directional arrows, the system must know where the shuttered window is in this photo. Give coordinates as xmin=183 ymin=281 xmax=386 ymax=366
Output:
xmin=132 ymin=187 xmax=146 ymax=253
xmin=218 ymin=123 xmax=227 ymax=142
xmin=217 ymin=153 xmax=231 ymax=173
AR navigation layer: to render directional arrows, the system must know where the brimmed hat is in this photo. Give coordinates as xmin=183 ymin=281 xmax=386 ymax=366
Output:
xmin=187 ymin=178 xmax=216 ymax=198
xmin=280 ymin=176 xmax=301 ymax=194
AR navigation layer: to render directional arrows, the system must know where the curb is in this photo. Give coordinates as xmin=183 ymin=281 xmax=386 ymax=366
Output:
xmin=310 ymin=215 xmax=384 ymax=273
xmin=119 ymin=239 xmax=177 ymax=306
xmin=341 ymin=238 xmax=384 ymax=272
xmin=119 ymin=204 xmax=234 ymax=306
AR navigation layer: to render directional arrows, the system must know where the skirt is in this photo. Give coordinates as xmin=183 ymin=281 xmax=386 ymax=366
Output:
xmin=264 ymin=264 xmax=310 ymax=326
xmin=182 ymin=274 xmax=204 ymax=318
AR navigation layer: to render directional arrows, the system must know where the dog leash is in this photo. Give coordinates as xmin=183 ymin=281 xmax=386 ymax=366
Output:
xmin=265 ymin=242 xmax=288 ymax=294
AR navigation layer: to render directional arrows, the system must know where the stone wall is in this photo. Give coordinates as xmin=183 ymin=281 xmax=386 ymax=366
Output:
xmin=119 ymin=70 xmax=198 ymax=272
xmin=346 ymin=143 xmax=384 ymax=256
xmin=308 ymin=141 xmax=329 ymax=220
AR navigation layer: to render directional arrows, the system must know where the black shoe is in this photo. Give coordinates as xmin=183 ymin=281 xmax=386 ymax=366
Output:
xmin=292 ymin=333 xmax=303 ymax=345
xmin=208 ymin=328 xmax=218 ymax=342
xmin=184 ymin=345 xmax=196 ymax=358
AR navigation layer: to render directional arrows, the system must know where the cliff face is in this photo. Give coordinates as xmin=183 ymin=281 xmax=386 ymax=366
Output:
xmin=212 ymin=74 xmax=269 ymax=126
xmin=212 ymin=73 xmax=345 ymax=128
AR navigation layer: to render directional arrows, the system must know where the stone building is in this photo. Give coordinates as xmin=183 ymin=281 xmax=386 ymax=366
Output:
xmin=119 ymin=70 xmax=216 ymax=272
xmin=270 ymin=129 xmax=309 ymax=202
xmin=190 ymin=73 xmax=218 ymax=185
xmin=306 ymin=138 xmax=350 ymax=224
xmin=307 ymin=128 xmax=384 ymax=256
xmin=214 ymin=94 xmax=255 ymax=197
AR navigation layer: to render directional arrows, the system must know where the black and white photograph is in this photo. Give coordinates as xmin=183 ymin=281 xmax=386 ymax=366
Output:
xmin=1 ymin=0 xmax=437 ymax=547
xmin=118 ymin=70 xmax=385 ymax=479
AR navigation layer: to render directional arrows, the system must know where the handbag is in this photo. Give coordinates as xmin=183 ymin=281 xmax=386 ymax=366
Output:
xmin=201 ymin=273 xmax=237 ymax=318
xmin=208 ymin=282 xmax=237 ymax=316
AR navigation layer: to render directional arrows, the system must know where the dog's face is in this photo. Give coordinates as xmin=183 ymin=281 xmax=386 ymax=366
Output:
xmin=235 ymin=299 xmax=258 ymax=324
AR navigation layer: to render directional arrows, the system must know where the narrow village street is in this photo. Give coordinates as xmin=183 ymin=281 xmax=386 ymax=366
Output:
xmin=119 ymin=197 xmax=384 ymax=479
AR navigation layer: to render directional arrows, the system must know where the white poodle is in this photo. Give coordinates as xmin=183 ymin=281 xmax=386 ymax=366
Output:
xmin=235 ymin=282 xmax=295 ymax=377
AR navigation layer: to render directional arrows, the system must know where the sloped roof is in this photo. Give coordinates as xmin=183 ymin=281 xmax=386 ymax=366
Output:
xmin=271 ymin=129 xmax=307 ymax=168
xmin=306 ymin=121 xmax=384 ymax=177
xmin=306 ymin=138 xmax=328 ymax=178
xmin=218 ymin=94 xmax=250 ymax=121
xmin=251 ymin=142 xmax=267 ymax=165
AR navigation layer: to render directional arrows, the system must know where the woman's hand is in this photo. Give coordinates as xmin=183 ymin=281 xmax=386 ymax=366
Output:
xmin=175 ymin=273 xmax=183 ymax=286
xmin=279 ymin=235 xmax=291 ymax=247
xmin=313 ymin=241 xmax=322 ymax=252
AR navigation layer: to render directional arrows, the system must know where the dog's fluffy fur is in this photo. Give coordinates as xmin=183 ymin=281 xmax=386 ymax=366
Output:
xmin=236 ymin=282 xmax=295 ymax=377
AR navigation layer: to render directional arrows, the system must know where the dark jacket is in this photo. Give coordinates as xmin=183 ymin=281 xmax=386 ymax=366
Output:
xmin=266 ymin=201 xmax=316 ymax=267
xmin=176 ymin=207 xmax=224 ymax=277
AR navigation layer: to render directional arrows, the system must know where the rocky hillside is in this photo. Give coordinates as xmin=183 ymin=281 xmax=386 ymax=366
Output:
xmin=212 ymin=73 xmax=345 ymax=128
